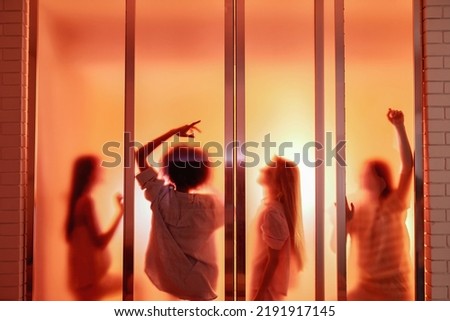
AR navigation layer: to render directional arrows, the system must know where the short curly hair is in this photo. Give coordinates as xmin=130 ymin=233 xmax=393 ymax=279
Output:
xmin=161 ymin=144 xmax=211 ymax=191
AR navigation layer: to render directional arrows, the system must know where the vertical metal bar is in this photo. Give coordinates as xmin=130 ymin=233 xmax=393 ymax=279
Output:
xmin=26 ymin=0 xmax=38 ymax=301
xmin=413 ymin=0 xmax=425 ymax=301
xmin=123 ymin=0 xmax=136 ymax=301
xmin=235 ymin=0 xmax=246 ymax=301
xmin=224 ymin=0 xmax=236 ymax=301
xmin=334 ymin=0 xmax=347 ymax=301
xmin=314 ymin=0 xmax=325 ymax=302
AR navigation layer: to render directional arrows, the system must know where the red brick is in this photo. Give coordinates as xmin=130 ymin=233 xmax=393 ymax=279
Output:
xmin=0 ymin=223 xmax=23 ymax=236
xmin=425 ymin=19 xmax=450 ymax=31
xmin=0 ymin=110 xmax=23 ymax=122
xmin=430 ymin=274 xmax=450 ymax=286
xmin=427 ymin=81 xmax=444 ymax=93
xmin=0 ymin=35 xmax=22 ymax=48
xmin=427 ymin=132 xmax=446 ymax=145
xmin=0 ymin=135 xmax=23 ymax=148
xmin=430 ymin=260 xmax=448 ymax=273
xmin=3 ymin=24 xmax=24 ymax=36
xmin=0 ymin=198 xmax=24 ymax=210
xmin=444 ymin=6 xmax=450 ymax=18
xmin=0 ymin=185 xmax=21 ymax=198
xmin=0 ymin=260 xmax=23 ymax=274
xmin=0 ymin=12 xmax=22 ymax=23
xmin=425 ymin=0 xmax=450 ymax=4
xmin=0 ymin=60 xmax=21 ymax=73
xmin=0 ymin=85 xmax=21 ymax=97
xmin=427 ymin=119 xmax=450 ymax=132
xmin=1 ymin=48 xmax=22 ymax=60
xmin=0 ymin=274 xmax=22 ymax=287
xmin=0 ymin=286 xmax=22 ymax=300
xmin=424 ymin=6 xmax=443 ymax=19
xmin=427 ymin=106 xmax=446 ymax=117
xmin=430 ymin=234 xmax=447 ymax=246
xmin=444 ymin=57 xmax=450 ymax=68
xmin=427 ymin=70 xmax=450 ymax=81
xmin=2 ymin=73 xmax=21 ymax=85
xmin=0 ymin=235 xmax=23 ymax=248
xmin=431 ymin=222 xmax=450 ymax=234
xmin=0 ymin=248 xmax=22 ymax=261
xmin=445 ymin=83 xmax=450 ymax=93
xmin=427 ymin=183 xmax=446 ymax=196
xmin=4 ymin=0 xmax=23 ymax=11
xmin=0 ymin=123 xmax=22 ymax=135
xmin=428 ymin=158 xmax=446 ymax=169
xmin=1 ymin=146 xmax=22 ymax=159
xmin=0 ymin=172 xmax=21 ymax=185
xmin=431 ymin=286 xmax=449 ymax=299
xmin=445 ymin=31 xmax=450 ymax=43
xmin=426 ymin=30 xmax=444 ymax=43
xmin=428 ymin=146 xmax=450 ymax=157
xmin=0 ymin=210 xmax=23 ymax=223
xmin=426 ymin=43 xmax=450 ymax=56
xmin=0 ymin=160 xmax=22 ymax=172
xmin=0 ymin=97 xmax=21 ymax=109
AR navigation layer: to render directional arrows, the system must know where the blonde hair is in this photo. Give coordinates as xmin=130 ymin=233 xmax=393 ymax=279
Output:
xmin=268 ymin=156 xmax=306 ymax=271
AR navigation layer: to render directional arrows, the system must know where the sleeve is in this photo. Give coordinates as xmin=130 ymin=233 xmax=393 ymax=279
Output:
xmin=385 ymin=192 xmax=409 ymax=216
xmin=135 ymin=167 xmax=165 ymax=202
xmin=260 ymin=206 xmax=289 ymax=250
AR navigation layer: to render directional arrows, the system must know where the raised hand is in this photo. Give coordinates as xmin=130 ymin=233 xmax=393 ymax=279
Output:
xmin=345 ymin=197 xmax=354 ymax=222
xmin=115 ymin=193 xmax=124 ymax=215
xmin=175 ymin=120 xmax=202 ymax=138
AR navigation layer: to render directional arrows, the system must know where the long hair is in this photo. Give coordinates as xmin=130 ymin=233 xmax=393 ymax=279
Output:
xmin=66 ymin=155 xmax=98 ymax=241
xmin=270 ymin=156 xmax=306 ymax=271
xmin=366 ymin=159 xmax=393 ymax=200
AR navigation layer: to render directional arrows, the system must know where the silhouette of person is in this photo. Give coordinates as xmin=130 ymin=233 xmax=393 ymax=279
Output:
xmin=135 ymin=121 xmax=224 ymax=301
xmin=66 ymin=155 xmax=123 ymax=300
xmin=345 ymin=108 xmax=414 ymax=300
xmin=250 ymin=156 xmax=306 ymax=301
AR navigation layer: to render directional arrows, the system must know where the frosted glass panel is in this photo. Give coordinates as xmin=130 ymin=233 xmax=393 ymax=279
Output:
xmin=35 ymin=0 xmax=125 ymax=300
xmin=245 ymin=0 xmax=316 ymax=301
xmin=134 ymin=0 xmax=225 ymax=300
xmin=344 ymin=0 xmax=415 ymax=300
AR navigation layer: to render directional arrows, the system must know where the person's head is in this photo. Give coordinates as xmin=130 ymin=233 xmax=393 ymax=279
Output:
xmin=161 ymin=145 xmax=211 ymax=192
xmin=66 ymin=155 xmax=100 ymax=241
xmin=360 ymin=159 xmax=393 ymax=200
xmin=258 ymin=156 xmax=299 ymax=200
xmin=259 ymin=156 xmax=305 ymax=271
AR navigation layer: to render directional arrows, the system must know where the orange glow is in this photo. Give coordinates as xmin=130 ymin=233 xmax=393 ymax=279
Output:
xmin=134 ymin=0 xmax=225 ymax=300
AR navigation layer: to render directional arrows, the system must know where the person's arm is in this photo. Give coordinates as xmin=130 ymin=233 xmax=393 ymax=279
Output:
xmin=387 ymin=109 xmax=413 ymax=202
xmin=331 ymin=196 xmax=354 ymax=253
xmin=253 ymin=247 xmax=281 ymax=301
xmin=136 ymin=120 xmax=201 ymax=172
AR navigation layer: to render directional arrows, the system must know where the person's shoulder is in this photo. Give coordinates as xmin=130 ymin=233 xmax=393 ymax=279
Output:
xmin=73 ymin=194 xmax=94 ymax=218
xmin=78 ymin=193 xmax=95 ymax=207
xmin=383 ymin=191 xmax=408 ymax=212
xmin=264 ymin=199 xmax=283 ymax=212
xmin=261 ymin=200 xmax=285 ymax=220
xmin=192 ymin=192 xmax=222 ymax=209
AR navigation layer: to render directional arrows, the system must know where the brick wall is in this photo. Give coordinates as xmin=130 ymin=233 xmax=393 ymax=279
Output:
xmin=0 ymin=0 xmax=28 ymax=300
xmin=424 ymin=0 xmax=450 ymax=301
